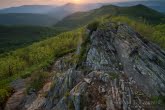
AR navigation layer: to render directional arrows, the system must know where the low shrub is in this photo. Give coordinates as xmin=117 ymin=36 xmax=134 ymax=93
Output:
xmin=87 ymin=21 xmax=100 ymax=32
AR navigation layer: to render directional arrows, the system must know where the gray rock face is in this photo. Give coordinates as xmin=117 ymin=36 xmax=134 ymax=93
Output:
xmin=11 ymin=22 xmax=165 ymax=110
xmin=42 ymin=68 xmax=83 ymax=110
xmin=86 ymin=23 xmax=165 ymax=96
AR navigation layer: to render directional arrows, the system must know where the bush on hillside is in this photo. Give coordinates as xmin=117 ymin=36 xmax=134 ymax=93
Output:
xmin=87 ymin=21 xmax=100 ymax=32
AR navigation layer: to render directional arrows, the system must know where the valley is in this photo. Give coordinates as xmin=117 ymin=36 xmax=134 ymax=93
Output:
xmin=0 ymin=26 xmax=66 ymax=53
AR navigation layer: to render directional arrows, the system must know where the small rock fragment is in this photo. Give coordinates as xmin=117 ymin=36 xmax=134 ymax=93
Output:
xmin=84 ymin=78 xmax=92 ymax=84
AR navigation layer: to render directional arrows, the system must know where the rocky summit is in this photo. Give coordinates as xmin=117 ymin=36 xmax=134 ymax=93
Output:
xmin=5 ymin=22 xmax=165 ymax=110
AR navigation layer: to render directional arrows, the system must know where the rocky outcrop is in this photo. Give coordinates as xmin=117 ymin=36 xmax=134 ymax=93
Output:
xmin=6 ymin=22 xmax=165 ymax=110
xmin=86 ymin=23 xmax=165 ymax=96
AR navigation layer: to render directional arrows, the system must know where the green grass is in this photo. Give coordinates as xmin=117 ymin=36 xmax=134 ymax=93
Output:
xmin=153 ymin=24 xmax=165 ymax=49
xmin=87 ymin=20 xmax=100 ymax=32
xmin=151 ymin=96 xmax=165 ymax=105
xmin=0 ymin=28 xmax=85 ymax=106
xmin=76 ymin=28 xmax=90 ymax=67
xmin=26 ymin=71 xmax=49 ymax=94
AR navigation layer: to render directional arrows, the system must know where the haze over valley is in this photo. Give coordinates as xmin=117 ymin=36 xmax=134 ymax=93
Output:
xmin=0 ymin=0 xmax=164 ymax=26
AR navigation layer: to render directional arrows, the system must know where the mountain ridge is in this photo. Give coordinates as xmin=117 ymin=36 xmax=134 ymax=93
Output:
xmin=113 ymin=0 xmax=165 ymax=13
xmin=0 ymin=3 xmax=164 ymax=26
xmin=55 ymin=4 xmax=165 ymax=29
xmin=0 ymin=3 xmax=103 ymax=26
xmin=0 ymin=5 xmax=57 ymax=14
xmin=0 ymin=1 xmax=164 ymax=14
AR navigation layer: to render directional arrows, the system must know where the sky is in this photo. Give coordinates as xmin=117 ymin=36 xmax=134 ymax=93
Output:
xmin=0 ymin=0 xmax=153 ymax=8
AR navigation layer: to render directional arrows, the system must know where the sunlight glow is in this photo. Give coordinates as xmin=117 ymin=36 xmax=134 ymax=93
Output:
xmin=73 ymin=0 xmax=82 ymax=3
xmin=0 ymin=0 xmax=129 ymax=8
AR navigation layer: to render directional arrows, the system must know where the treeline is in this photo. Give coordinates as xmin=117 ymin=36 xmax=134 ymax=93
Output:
xmin=0 ymin=26 xmax=67 ymax=53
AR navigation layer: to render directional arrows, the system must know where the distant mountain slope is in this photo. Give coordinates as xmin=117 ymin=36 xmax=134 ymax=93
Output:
xmin=55 ymin=4 xmax=165 ymax=29
xmin=0 ymin=3 xmax=103 ymax=26
xmin=0 ymin=5 xmax=57 ymax=14
xmin=0 ymin=3 xmax=103 ymax=20
xmin=0 ymin=13 xmax=58 ymax=26
xmin=47 ymin=3 xmax=103 ymax=19
xmin=1 ymin=1 xmax=164 ymax=15
xmin=113 ymin=1 xmax=165 ymax=13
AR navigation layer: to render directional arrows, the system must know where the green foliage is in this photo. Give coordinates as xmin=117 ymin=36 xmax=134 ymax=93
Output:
xmin=64 ymin=90 xmax=70 ymax=98
xmin=0 ymin=86 xmax=13 ymax=104
xmin=109 ymin=72 xmax=119 ymax=79
xmin=151 ymin=95 xmax=165 ymax=105
xmin=87 ymin=21 xmax=100 ymax=32
xmin=64 ymin=90 xmax=75 ymax=110
xmin=68 ymin=101 xmax=75 ymax=110
xmin=153 ymin=24 xmax=165 ymax=49
xmin=0 ymin=28 xmax=84 ymax=105
xmin=110 ymin=16 xmax=154 ymax=37
xmin=0 ymin=89 xmax=9 ymax=103
xmin=77 ymin=30 xmax=90 ymax=67
xmin=20 ymin=72 xmax=31 ymax=79
xmin=26 ymin=71 xmax=49 ymax=93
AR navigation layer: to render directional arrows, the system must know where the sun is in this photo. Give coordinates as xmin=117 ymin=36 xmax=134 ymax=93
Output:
xmin=73 ymin=0 xmax=82 ymax=3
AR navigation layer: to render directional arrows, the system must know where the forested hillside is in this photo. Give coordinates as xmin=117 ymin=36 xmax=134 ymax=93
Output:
xmin=0 ymin=26 xmax=66 ymax=53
